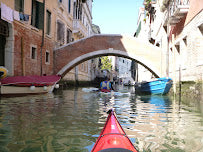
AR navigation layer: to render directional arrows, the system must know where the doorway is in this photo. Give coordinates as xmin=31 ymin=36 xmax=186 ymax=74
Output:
xmin=0 ymin=19 xmax=8 ymax=66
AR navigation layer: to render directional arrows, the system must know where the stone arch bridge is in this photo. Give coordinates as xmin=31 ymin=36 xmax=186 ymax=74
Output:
xmin=53 ymin=34 xmax=166 ymax=78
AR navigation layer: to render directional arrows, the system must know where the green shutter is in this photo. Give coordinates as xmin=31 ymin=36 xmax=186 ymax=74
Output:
xmin=36 ymin=1 xmax=44 ymax=29
xmin=136 ymin=22 xmax=141 ymax=37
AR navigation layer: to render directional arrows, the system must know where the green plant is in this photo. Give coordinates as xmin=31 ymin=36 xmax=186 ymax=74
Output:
xmin=145 ymin=0 xmax=152 ymax=11
xmin=100 ymin=56 xmax=112 ymax=70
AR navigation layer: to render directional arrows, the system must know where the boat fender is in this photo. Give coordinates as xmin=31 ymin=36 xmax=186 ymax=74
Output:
xmin=43 ymin=86 xmax=47 ymax=91
xmin=0 ymin=66 xmax=8 ymax=79
xmin=55 ymin=84 xmax=59 ymax=89
xmin=30 ymin=85 xmax=35 ymax=91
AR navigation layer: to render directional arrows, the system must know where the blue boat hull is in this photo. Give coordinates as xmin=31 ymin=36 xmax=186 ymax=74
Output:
xmin=136 ymin=77 xmax=173 ymax=95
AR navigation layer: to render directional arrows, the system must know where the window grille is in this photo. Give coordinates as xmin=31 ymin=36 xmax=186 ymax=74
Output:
xmin=0 ymin=20 xmax=9 ymax=37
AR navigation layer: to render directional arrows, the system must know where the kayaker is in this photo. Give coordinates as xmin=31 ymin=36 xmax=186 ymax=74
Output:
xmin=100 ymin=77 xmax=112 ymax=92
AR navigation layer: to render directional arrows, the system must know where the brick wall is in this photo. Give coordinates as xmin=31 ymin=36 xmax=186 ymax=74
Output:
xmin=169 ymin=10 xmax=203 ymax=82
xmin=13 ymin=22 xmax=54 ymax=76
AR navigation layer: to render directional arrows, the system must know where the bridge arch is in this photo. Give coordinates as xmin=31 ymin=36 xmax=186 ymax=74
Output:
xmin=54 ymin=34 xmax=166 ymax=78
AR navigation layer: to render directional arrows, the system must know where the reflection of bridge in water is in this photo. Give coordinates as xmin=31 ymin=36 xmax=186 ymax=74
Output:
xmin=53 ymin=34 xmax=167 ymax=78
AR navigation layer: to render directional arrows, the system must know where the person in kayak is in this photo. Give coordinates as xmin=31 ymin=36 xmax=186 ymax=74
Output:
xmin=100 ymin=77 xmax=112 ymax=92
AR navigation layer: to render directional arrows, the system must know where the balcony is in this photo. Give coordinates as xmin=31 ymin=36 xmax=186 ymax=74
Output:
xmin=73 ymin=19 xmax=88 ymax=38
xmin=168 ymin=0 xmax=189 ymax=25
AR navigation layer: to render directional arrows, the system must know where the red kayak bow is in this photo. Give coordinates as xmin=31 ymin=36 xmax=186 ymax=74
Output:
xmin=91 ymin=109 xmax=138 ymax=152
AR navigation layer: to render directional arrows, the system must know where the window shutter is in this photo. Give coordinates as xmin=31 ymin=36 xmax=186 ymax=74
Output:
xmin=36 ymin=1 xmax=44 ymax=29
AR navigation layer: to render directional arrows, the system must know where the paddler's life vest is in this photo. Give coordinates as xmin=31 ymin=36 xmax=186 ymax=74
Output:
xmin=101 ymin=81 xmax=110 ymax=90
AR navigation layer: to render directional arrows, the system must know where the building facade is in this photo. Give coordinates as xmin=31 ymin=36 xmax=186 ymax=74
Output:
xmin=0 ymin=0 xmax=94 ymax=82
xmin=115 ymin=57 xmax=132 ymax=79
xmin=64 ymin=0 xmax=93 ymax=82
xmin=134 ymin=6 xmax=154 ymax=82
xmin=136 ymin=0 xmax=203 ymax=82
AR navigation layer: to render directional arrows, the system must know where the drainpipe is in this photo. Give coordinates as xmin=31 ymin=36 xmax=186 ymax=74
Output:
xmin=172 ymin=34 xmax=176 ymax=94
xmin=40 ymin=0 xmax=45 ymax=76
xmin=21 ymin=37 xmax=25 ymax=76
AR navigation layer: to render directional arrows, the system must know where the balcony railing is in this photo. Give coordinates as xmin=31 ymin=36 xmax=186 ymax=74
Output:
xmin=169 ymin=0 xmax=189 ymax=25
xmin=73 ymin=19 xmax=88 ymax=38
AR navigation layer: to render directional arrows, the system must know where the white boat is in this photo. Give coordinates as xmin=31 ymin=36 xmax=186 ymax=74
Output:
xmin=0 ymin=75 xmax=61 ymax=96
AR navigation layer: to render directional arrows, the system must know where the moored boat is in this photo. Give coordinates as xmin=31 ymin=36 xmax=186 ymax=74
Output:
xmin=135 ymin=77 xmax=173 ymax=95
xmin=91 ymin=109 xmax=138 ymax=152
xmin=0 ymin=75 xmax=61 ymax=96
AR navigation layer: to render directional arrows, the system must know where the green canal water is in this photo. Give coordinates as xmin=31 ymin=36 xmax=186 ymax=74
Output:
xmin=0 ymin=86 xmax=203 ymax=152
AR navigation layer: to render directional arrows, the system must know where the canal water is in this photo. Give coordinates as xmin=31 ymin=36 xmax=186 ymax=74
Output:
xmin=0 ymin=86 xmax=203 ymax=152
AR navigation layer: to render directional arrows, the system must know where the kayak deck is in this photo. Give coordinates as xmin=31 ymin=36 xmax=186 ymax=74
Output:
xmin=91 ymin=109 xmax=138 ymax=152
xmin=98 ymin=148 xmax=134 ymax=152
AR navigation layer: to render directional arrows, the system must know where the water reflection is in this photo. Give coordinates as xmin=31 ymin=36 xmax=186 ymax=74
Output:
xmin=140 ymin=95 xmax=170 ymax=113
xmin=0 ymin=86 xmax=202 ymax=152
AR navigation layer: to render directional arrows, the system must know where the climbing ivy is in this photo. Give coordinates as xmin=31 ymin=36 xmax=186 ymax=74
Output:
xmin=100 ymin=56 xmax=112 ymax=71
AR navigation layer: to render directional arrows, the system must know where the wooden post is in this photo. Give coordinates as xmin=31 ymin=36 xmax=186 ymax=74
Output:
xmin=179 ymin=65 xmax=181 ymax=101
xmin=172 ymin=34 xmax=176 ymax=94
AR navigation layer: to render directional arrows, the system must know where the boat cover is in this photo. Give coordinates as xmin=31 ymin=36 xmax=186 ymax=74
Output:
xmin=0 ymin=75 xmax=61 ymax=86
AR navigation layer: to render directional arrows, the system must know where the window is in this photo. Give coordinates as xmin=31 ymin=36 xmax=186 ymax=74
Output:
xmin=66 ymin=28 xmax=72 ymax=43
xmin=68 ymin=0 xmax=71 ymax=13
xmin=196 ymin=37 xmax=203 ymax=65
xmin=31 ymin=46 xmax=37 ymax=59
xmin=0 ymin=20 xmax=9 ymax=37
xmin=57 ymin=21 xmax=65 ymax=45
xmin=198 ymin=23 xmax=203 ymax=35
xmin=84 ymin=63 xmax=87 ymax=72
xmin=46 ymin=10 xmax=51 ymax=35
xmin=183 ymin=36 xmax=187 ymax=46
xmin=31 ymin=0 xmax=44 ymax=29
xmin=73 ymin=1 xmax=82 ymax=20
xmin=15 ymin=0 xmax=24 ymax=12
xmin=175 ymin=43 xmax=180 ymax=53
xmin=45 ymin=51 xmax=50 ymax=64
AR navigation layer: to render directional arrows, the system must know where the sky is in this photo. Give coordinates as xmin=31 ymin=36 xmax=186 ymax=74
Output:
xmin=92 ymin=0 xmax=144 ymax=36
